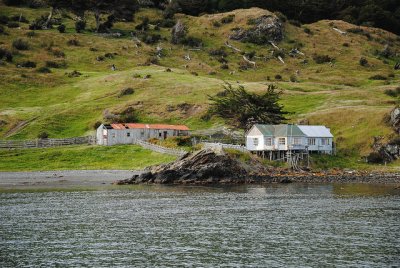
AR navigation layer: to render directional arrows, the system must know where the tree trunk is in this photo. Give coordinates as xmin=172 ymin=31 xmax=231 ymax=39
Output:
xmin=44 ymin=7 xmax=54 ymax=29
xmin=94 ymin=9 xmax=100 ymax=33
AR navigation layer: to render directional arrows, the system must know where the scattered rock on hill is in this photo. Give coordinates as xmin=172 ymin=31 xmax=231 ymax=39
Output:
xmin=390 ymin=107 xmax=400 ymax=133
xmin=230 ymin=15 xmax=283 ymax=44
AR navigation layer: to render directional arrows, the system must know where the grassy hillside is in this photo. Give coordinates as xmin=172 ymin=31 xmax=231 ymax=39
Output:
xmin=0 ymin=4 xmax=399 ymax=169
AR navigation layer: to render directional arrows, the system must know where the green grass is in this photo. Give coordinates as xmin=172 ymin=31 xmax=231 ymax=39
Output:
xmin=0 ymin=5 xmax=399 ymax=171
xmin=0 ymin=145 xmax=176 ymax=171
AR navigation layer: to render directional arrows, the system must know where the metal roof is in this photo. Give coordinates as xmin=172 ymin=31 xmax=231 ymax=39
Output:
xmin=254 ymin=124 xmax=305 ymax=137
xmin=298 ymin=125 xmax=333 ymax=138
xmin=109 ymin=123 xmax=189 ymax=131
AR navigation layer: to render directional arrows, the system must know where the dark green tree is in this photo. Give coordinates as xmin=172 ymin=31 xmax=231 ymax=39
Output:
xmin=208 ymin=83 xmax=287 ymax=130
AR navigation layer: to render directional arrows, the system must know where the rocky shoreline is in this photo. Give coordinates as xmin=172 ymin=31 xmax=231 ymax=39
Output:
xmin=117 ymin=148 xmax=400 ymax=185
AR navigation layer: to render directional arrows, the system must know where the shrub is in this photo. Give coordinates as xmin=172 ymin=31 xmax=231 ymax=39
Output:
xmin=96 ymin=55 xmax=105 ymax=61
xmin=75 ymin=20 xmax=86 ymax=33
xmin=0 ymin=15 xmax=9 ymax=25
xmin=119 ymin=87 xmax=135 ymax=97
xmin=12 ymin=38 xmax=29 ymax=50
xmin=67 ymin=70 xmax=82 ymax=78
xmin=191 ymin=71 xmax=198 ymax=76
xmin=93 ymin=121 xmax=102 ymax=129
xmin=180 ymin=36 xmax=202 ymax=47
xmin=290 ymin=74 xmax=297 ymax=82
xmin=369 ymin=74 xmax=387 ymax=80
xmin=209 ymin=48 xmax=227 ymax=57
xmin=7 ymin=21 xmax=19 ymax=28
xmin=342 ymin=43 xmax=349 ymax=47
xmin=221 ymin=14 xmax=235 ymax=24
xmin=145 ymin=56 xmax=159 ymax=65
xmin=0 ymin=48 xmax=13 ymax=62
xmin=52 ymin=49 xmax=65 ymax=58
xmin=313 ymin=54 xmax=334 ymax=64
xmin=140 ymin=33 xmax=161 ymax=44
xmin=366 ymin=152 xmax=384 ymax=164
xmin=10 ymin=15 xmax=29 ymax=23
xmin=104 ymin=52 xmax=116 ymax=59
xmin=67 ymin=39 xmax=79 ymax=46
xmin=26 ymin=31 xmax=35 ymax=37
xmin=38 ymin=132 xmax=49 ymax=139
xmin=275 ymin=74 xmax=282 ymax=80
xmin=220 ymin=63 xmax=229 ymax=69
xmin=157 ymin=18 xmax=176 ymax=28
xmin=45 ymin=60 xmax=66 ymax=68
xmin=18 ymin=60 xmax=36 ymax=68
xmin=384 ymin=87 xmax=400 ymax=97
xmin=289 ymin=20 xmax=302 ymax=27
xmin=213 ymin=21 xmax=221 ymax=27
xmin=57 ymin=24 xmax=66 ymax=33
xmin=0 ymin=25 xmax=5 ymax=34
xmin=37 ymin=66 xmax=51 ymax=73
xmin=135 ymin=16 xmax=150 ymax=31
xmin=303 ymin=27 xmax=312 ymax=34
xmin=359 ymin=57 xmax=368 ymax=67
xmin=274 ymin=11 xmax=287 ymax=22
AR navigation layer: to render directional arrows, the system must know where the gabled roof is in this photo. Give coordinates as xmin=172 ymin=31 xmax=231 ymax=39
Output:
xmin=253 ymin=124 xmax=305 ymax=136
xmin=109 ymin=123 xmax=189 ymax=131
xmin=298 ymin=125 xmax=333 ymax=138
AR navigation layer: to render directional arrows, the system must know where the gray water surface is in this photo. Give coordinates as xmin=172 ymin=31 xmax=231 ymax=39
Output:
xmin=1 ymin=184 xmax=399 ymax=267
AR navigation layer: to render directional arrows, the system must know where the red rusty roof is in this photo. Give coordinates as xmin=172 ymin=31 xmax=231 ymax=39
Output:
xmin=110 ymin=123 xmax=189 ymax=131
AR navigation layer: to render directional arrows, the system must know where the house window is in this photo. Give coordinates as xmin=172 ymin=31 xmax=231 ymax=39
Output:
xmin=159 ymin=133 xmax=162 ymax=137
xmin=140 ymin=130 xmax=144 ymax=138
xmin=278 ymin=138 xmax=286 ymax=145
xmin=308 ymin=138 xmax=316 ymax=146
xmin=253 ymin=138 xmax=259 ymax=146
xmin=265 ymin=138 xmax=272 ymax=146
xmin=112 ymin=133 xmax=116 ymax=138
xmin=321 ymin=138 xmax=330 ymax=145
xmin=293 ymin=137 xmax=302 ymax=145
xmin=127 ymin=133 xmax=131 ymax=137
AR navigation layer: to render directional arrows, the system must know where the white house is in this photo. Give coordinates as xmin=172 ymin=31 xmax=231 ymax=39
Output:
xmin=96 ymin=123 xmax=190 ymax=146
xmin=246 ymin=124 xmax=334 ymax=156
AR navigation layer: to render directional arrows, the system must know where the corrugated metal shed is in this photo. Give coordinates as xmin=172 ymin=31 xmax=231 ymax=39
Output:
xmin=109 ymin=123 xmax=189 ymax=131
xmin=298 ymin=125 xmax=333 ymax=138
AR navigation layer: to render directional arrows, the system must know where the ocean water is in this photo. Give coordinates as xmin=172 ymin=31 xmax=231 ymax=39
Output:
xmin=0 ymin=184 xmax=399 ymax=267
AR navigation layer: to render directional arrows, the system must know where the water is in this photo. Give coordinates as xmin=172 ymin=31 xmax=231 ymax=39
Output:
xmin=1 ymin=184 xmax=399 ymax=267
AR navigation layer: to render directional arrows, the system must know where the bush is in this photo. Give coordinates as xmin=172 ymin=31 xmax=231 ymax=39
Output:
xmin=135 ymin=16 xmax=150 ymax=31
xmin=96 ymin=55 xmax=105 ymax=61
xmin=37 ymin=66 xmax=51 ymax=73
xmin=67 ymin=39 xmax=80 ymax=46
xmin=366 ymin=152 xmax=384 ymax=164
xmin=342 ymin=42 xmax=349 ymax=47
xmin=275 ymin=74 xmax=282 ymax=80
xmin=274 ymin=11 xmax=287 ymax=22
xmin=0 ymin=25 xmax=5 ymax=34
xmin=93 ymin=121 xmax=102 ymax=129
xmin=220 ymin=63 xmax=229 ymax=69
xmin=221 ymin=14 xmax=235 ymax=24
xmin=290 ymin=74 xmax=297 ymax=82
xmin=26 ymin=31 xmax=35 ymax=37
xmin=180 ymin=36 xmax=202 ymax=47
xmin=7 ymin=21 xmax=20 ymax=28
xmin=303 ymin=27 xmax=312 ymax=34
xmin=104 ymin=52 xmax=116 ymax=59
xmin=18 ymin=60 xmax=36 ymax=68
xmin=75 ymin=20 xmax=86 ymax=33
xmin=45 ymin=60 xmax=66 ymax=68
xmin=57 ymin=24 xmax=66 ymax=33
xmin=209 ymin=48 xmax=227 ymax=57
xmin=313 ymin=54 xmax=334 ymax=64
xmin=359 ymin=57 xmax=368 ymax=67
xmin=289 ymin=20 xmax=302 ymax=27
xmin=145 ymin=56 xmax=159 ymax=65
xmin=140 ymin=33 xmax=161 ymax=44
xmin=10 ymin=15 xmax=29 ymax=23
xmin=119 ymin=87 xmax=134 ymax=97
xmin=52 ymin=49 xmax=65 ymax=58
xmin=0 ymin=48 xmax=13 ymax=62
xmin=67 ymin=70 xmax=82 ymax=78
xmin=12 ymin=38 xmax=29 ymax=50
xmin=384 ymin=87 xmax=400 ymax=97
xmin=213 ymin=21 xmax=221 ymax=27
xmin=0 ymin=15 xmax=9 ymax=25
xmin=369 ymin=74 xmax=387 ymax=80
xmin=157 ymin=18 xmax=176 ymax=28
xmin=38 ymin=132 xmax=49 ymax=139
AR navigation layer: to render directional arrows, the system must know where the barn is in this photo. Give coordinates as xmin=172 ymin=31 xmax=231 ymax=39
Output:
xmin=96 ymin=123 xmax=190 ymax=146
xmin=246 ymin=124 xmax=334 ymax=158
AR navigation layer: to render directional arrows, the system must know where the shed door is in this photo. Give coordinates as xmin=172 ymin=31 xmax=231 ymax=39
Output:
xmin=163 ymin=131 xmax=168 ymax=140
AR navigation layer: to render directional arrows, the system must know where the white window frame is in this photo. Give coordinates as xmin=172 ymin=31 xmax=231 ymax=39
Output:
xmin=308 ymin=138 xmax=316 ymax=146
xmin=127 ymin=132 xmax=131 ymax=137
xmin=253 ymin=138 xmax=259 ymax=146
xmin=293 ymin=137 xmax=302 ymax=145
xmin=278 ymin=138 xmax=286 ymax=145
xmin=321 ymin=138 xmax=330 ymax=145
xmin=265 ymin=138 xmax=272 ymax=146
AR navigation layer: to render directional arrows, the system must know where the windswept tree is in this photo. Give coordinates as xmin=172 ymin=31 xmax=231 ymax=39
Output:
xmin=208 ymin=83 xmax=287 ymax=130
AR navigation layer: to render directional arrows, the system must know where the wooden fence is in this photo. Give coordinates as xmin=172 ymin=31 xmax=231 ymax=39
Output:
xmin=0 ymin=136 xmax=96 ymax=149
xmin=134 ymin=140 xmax=187 ymax=157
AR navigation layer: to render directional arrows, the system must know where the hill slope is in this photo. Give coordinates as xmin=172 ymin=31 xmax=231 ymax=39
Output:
xmin=0 ymin=5 xmax=399 ymax=161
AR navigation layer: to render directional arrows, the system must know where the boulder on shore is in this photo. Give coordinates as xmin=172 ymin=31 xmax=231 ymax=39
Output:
xmin=117 ymin=148 xmax=269 ymax=185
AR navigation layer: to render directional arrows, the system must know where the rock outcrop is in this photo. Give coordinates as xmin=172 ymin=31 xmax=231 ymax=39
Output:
xmin=230 ymin=15 xmax=283 ymax=44
xmin=117 ymin=148 xmax=269 ymax=185
xmin=390 ymin=107 xmax=400 ymax=134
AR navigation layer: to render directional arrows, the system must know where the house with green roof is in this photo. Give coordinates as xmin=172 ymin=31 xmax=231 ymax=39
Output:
xmin=246 ymin=124 xmax=334 ymax=155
